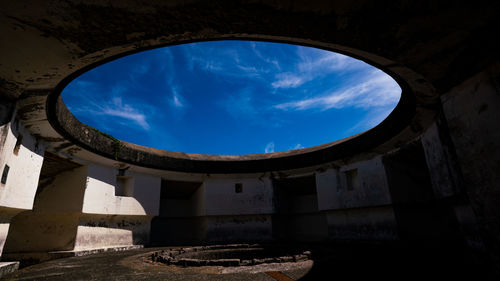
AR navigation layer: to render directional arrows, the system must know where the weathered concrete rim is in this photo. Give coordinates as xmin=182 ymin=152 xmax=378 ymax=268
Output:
xmin=150 ymin=244 xmax=311 ymax=267
xmin=47 ymin=35 xmax=436 ymax=174
xmin=129 ymin=248 xmax=313 ymax=276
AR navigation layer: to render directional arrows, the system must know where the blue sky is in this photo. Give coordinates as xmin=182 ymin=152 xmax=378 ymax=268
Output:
xmin=62 ymin=40 xmax=401 ymax=155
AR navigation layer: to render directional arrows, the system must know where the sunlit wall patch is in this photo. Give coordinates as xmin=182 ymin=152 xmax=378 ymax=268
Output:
xmin=61 ymin=40 xmax=401 ymax=155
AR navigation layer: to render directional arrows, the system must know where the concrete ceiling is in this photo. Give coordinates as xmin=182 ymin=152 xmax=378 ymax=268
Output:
xmin=1 ymin=0 xmax=498 ymax=173
xmin=1 ymin=1 xmax=497 ymax=100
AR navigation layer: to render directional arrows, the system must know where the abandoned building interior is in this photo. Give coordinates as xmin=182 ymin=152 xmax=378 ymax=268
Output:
xmin=0 ymin=1 xmax=499 ymax=280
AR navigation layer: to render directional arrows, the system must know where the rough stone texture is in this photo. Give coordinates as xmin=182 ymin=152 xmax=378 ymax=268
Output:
xmin=0 ymin=262 xmax=19 ymax=278
xmin=150 ymin=245 xmax=311 ymax=267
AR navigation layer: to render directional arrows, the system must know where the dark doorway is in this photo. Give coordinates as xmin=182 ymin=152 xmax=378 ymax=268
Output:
xmin=150 ymin=179 xmax=205 ymax=245
xmin=383 ymin=141 xmax=461 ymax=244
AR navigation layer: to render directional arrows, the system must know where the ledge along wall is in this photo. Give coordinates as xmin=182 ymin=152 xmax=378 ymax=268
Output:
xmin=0 ymin=1 xmax=499 ymax=276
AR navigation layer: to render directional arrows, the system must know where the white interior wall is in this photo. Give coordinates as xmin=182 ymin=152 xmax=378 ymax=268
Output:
xmin=0 ymin=120 xmax=45 ymax=257
xmin=33 ymin=166 xmax=87 ymax=213
xmin=316 ymin=156 xmax=392 ymax=211
xmin=83 ymin=164 xmax=156 ymax=216
xmin=0 ymin=121 xmax=44 ymax=210
xmin=204 ymin=178 xmax=273 ymax=216
xmin=130 ymin=172 xmax=160 ymax=216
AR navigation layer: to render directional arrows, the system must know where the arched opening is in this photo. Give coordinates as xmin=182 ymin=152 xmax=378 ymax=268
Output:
xmin=47 ymin=37 xmax=424 ymax=174
xmin=60 ymin=40 xmax=401 ymax=156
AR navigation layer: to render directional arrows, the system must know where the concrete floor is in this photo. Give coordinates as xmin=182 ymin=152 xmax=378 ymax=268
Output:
xmin=0 ymin=242 xmax=495 ymax=281
xmin=0 ymin=247 xmax=311 ymax=281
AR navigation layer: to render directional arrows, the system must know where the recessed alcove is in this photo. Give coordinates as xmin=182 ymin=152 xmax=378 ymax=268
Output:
xmin=115 ymin=176 xmax=134 ymax=197
xmin=273 ymin=175 xmax=327 ymax=242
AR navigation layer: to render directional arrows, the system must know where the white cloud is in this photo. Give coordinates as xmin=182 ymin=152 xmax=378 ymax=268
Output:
xmin=347 ymin=107 xmax=396 ymax=135
xmin=169 ymin=88 xmax=185 ymax=108
xmin=173 ymin=95 xmax=183 ymax=107
xmin=183 ymin=42 xmax=276 ymax=81
xmin=271 ymin=73 xmax=305 ymax=89
xmin=70 ymin=94 xmax=151 ymax=131
xmin=271 ymin=48 xmax=367 ymax=90
xmin=291 ymin=143 xmax=304 ymax=150
xmin=297 ymin=51 xmax=351 ymax=73
xmin=275 ymin=70 xmax=400 ymax=111
xmin=264 ymin=142 xmax=275 ymax=153
xmin=250 ymin=42 xmax=281 ymax=71
xmin=99 ymin=97 xmax=150 ymax=130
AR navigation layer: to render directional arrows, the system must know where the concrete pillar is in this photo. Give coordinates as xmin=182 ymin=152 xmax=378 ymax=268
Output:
xmin=422 ymin=119 xmax=484 ymax=250
xmin=441 ymin=64 xmax=500 ymax=269
xmin=3 ymin=166 xmax=86 ymax=260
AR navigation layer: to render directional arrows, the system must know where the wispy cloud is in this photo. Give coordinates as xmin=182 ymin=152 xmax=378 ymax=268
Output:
xmin=217 ymin=87 xmax=286 ymax=129
xmin=271 ymin=49 xmax=366 ymax=90
xmin=161 ymin=50 xmax=187 ymax=111
xmin=173 ymin=95 xmax=183 ymax=107
xmin=98 ymin=97 xmax=150 ymax=130
xmin=250 ymin=41 xmax=281 ymax=71
xmin=63 ymin=41 xmax=402 ymax=155
xmin=183 ymin=41 xmax=277 ymax=81
xmin=271 ymin=73 xmax=304 ymax=89
xmin=344 ymin=107 xmax=396 ymax=136
xmin=275 ymin=70 xmax=400 ymax=111
xmin=264 ymin=142 xmax=275 ymax=153
xmin=65 ymin=82 xmax=151 ymax=131
xmin=191 ymin=57 xmax=224 ymax=72
xmin=296 ymin=50 xmax=356 ymax=73
xmin=169 ymin=87 xmax=185 ymax=108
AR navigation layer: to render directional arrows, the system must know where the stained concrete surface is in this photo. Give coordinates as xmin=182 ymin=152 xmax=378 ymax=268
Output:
xmin=0 ymin=247 xmax=300 ymax=281
xmin=0 ymin=1 xmax=499 ymax=279
xmin=0 ymin=242 xmax=495 ymax=281
xmin=0 ymin=262 xmax=18 ymax=279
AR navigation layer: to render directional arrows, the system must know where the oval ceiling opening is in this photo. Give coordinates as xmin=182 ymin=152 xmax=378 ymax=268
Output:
xmin=61 ymin=40 xmax=401 ymax=155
